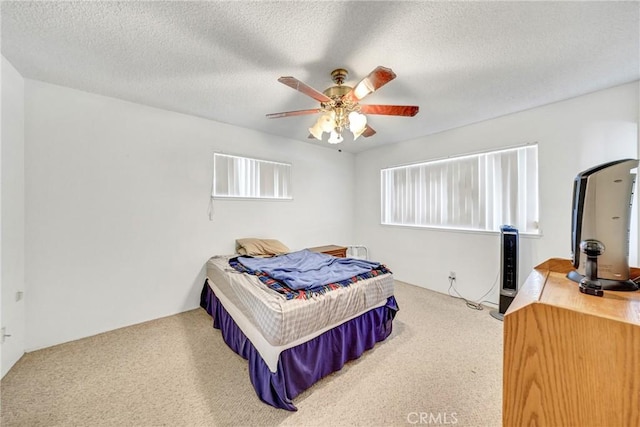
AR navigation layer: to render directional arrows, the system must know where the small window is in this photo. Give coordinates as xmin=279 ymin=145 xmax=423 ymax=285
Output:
xmin=213 ymin=153 xmax=292 ymax=200
xmin=381 ymin=144 xmax=539 ymax=234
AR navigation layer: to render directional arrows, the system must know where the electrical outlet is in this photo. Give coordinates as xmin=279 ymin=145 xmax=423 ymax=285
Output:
xmin=449 ymin=271 xmax=456 ymax=280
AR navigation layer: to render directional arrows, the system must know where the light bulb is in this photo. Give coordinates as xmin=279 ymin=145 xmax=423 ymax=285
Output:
xmin=348 ymin=111 xmax=367 ymax=140
xmin=308 ymin=117 xmax=324 ymax=140
xmin=328 ymin=130 xmax=343 ymax=144
xmin=320 ymin=112 xmax=336 ymax=132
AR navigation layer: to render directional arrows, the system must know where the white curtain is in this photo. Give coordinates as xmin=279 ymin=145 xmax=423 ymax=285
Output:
xmin=381 ymin=145 xmax=538 ymax=233
xmin=213 ymin=153 xmax=292 ymax=199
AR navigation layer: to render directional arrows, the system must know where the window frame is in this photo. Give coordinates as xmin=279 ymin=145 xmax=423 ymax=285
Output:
xmin=380 ymin=144 xmax=540 ymax=235
xmin=212 ymin=152 xmax=293 ymax=201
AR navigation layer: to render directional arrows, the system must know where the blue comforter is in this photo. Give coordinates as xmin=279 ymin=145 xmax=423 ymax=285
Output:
xmin=236 ymin=249 xmax=381 ymax=291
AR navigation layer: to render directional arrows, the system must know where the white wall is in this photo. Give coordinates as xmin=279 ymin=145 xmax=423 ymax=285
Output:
xmin=354 ymin=82 xmax=639 ymax=304
xmin=1 ymin=56 xmax=26 ymax=376
xmin=24 ymin=80 xmax=355 ymax=351
xmin=11 ymin=75 xmax=640 ymax=353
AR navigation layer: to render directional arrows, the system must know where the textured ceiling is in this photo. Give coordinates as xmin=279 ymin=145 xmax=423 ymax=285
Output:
xmin=2 ymin=1 xmax=639 ymax=153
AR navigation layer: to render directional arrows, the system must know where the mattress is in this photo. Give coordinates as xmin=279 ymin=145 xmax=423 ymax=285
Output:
xmin=205 ymin=255 xmax=394 ymax=371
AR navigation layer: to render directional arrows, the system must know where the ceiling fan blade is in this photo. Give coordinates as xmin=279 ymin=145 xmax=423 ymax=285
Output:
xmin=344 ymin=66 xmax=397 ymax=102
xmin=278 ymin=76 xmax=332 ymax=103
xmin=359 ymin=104 xmax=419 ymax=117
xmin=362 ymin=125 xmax=376 ymax=138
xmin=266 ymin=108 xmax=322 ymax=119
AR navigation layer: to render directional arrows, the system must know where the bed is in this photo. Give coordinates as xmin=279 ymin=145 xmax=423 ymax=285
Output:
xmin=199 ymin=242 xmax=398 ymax=411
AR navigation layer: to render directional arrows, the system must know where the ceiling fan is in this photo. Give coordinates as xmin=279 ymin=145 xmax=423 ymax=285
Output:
xmin=266 ymin=66 xmax=419 ymax=144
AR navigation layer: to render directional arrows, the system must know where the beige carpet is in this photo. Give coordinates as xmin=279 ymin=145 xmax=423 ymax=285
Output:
xmin=1 ymin=281 xmax=502 ymax=426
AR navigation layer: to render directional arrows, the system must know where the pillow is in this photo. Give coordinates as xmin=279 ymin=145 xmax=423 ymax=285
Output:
xmin=235 ymin=238 xmax=290 ymax=256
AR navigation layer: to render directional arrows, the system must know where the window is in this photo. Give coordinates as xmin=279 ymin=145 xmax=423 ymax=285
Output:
xmin=213 ymin=153 xmax=292 ymax=200
xmin=381 ymin=144 xmax=539 ymax=234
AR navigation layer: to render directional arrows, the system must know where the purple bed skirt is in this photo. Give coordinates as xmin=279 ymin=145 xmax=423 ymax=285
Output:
xmin=200 ymin=280 xmax=398 ymax=411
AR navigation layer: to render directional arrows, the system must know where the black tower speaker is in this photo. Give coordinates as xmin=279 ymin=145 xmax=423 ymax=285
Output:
xmin=491 ymin=225 xmax=519 ymax=321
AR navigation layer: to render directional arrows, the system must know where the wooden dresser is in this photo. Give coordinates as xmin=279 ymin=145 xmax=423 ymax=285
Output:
xmin=503 ymin=258 xmax=640 ymax=426
xmin=307 ymin=245 xmax=347 ymax=258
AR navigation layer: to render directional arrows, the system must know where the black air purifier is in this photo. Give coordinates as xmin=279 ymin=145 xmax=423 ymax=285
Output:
xmin=491 ymin=225 xmax=519 ymax=321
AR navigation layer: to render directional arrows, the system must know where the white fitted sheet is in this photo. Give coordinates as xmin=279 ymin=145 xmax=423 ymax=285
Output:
xmin=205 ymin=255 xmax=394 ymax=372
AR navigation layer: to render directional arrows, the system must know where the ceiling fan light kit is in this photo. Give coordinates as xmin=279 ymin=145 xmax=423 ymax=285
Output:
xmin=267 ymin=66 xmax=419 ymax=144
